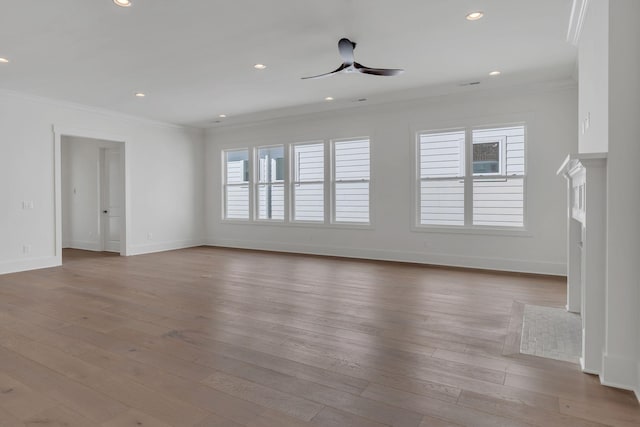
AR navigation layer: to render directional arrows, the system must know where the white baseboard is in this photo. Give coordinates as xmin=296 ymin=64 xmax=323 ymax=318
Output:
xmin=126 ymin=239 xmax=205 ymax=256
xmin=600 ymin=353 xmax=639 ymax=392
xmin=0 ymin=256 xmax=60 ymax=275
xmin=65 ymin=240 xmax=102 ymax=251
xmin=205 ymin=238 xmax=566 ymax=275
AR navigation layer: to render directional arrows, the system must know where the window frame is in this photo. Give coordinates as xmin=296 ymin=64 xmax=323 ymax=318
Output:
xmin=219 ymin=136 xmax=373 ymax=230
xmin=221 ymin=148 xmax=251 ymax=222
xmin=331 ymin=137 xmax=372 ymax=226
xmin=472 ymin=137 xmax=505 ymax=176
xmin=413 ymin=121 xmax=530 ymax=235
xmin=290 ymin=141 xmax=327 ymax=224
xmin=254 ymin=144 xmax=287 ymax=223
xmin=416 ymin=128 xmax=466 ymax=227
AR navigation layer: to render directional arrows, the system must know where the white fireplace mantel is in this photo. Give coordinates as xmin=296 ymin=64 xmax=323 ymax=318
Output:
xmin=557 ymin=153 xmax=607 ymax=374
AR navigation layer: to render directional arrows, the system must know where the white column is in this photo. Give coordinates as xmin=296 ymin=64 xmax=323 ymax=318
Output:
xmin=600 ymin=0 xmax=640 ymax=392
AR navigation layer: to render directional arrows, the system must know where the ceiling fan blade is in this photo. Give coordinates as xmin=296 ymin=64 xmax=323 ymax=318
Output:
xmin=338 ymin=38 xmax=356 ymax=65
xmin=301 ymin=63 xmax=349 ymax=80
xmin=354 ymin=62 xmax=404 ymax=76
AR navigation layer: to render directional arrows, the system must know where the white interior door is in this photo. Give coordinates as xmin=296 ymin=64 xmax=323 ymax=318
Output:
xmin=101 ymin=148 xmax=122 ymax=253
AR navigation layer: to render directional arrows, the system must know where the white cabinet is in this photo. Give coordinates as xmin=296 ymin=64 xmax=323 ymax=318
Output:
xmin=557 ymin=153 xmax=607 ymax=374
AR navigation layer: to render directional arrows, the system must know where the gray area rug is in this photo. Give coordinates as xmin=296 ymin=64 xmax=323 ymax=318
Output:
xmin=520 ymin=304 xmax=581 ymax=363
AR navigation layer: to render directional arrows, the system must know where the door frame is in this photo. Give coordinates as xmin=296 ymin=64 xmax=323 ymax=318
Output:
xmin=99 ymin=145 xmax=124 ymax=253
xmin=54 ymin=125 xmax=131 ymax=261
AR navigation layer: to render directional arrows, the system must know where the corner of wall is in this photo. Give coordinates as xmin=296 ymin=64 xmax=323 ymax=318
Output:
xmin=600 ymin=352 xmax=639 ymax=391
xmin=126 ymin=239 xmax=206 ymax=256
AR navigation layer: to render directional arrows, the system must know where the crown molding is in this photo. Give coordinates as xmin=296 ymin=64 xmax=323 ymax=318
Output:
xmin=567 ymin=0 xmax=590 ymax=45
xmin=0 ymin=88 xmax=198 ymax=132
xmin=206 ymin=78 xmax=577 ymax=134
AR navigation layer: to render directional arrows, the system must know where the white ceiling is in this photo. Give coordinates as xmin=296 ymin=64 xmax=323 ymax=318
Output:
xmin=0 ymin=0 xmax=577 ymax=127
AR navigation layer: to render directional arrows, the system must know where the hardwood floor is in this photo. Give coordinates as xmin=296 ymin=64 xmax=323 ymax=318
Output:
xmin=0 ymin=247 xmax=637 ymax=426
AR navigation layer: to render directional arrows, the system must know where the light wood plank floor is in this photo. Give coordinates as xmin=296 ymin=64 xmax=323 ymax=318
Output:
xmin=0 ymin=247 xmax=638 ymax=427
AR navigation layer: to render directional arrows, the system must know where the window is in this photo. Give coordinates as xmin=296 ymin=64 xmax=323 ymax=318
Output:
xmin=417 ymin=125 xmax=525 ymax=228
xmin=473 ymin=141 xmax=502 ymax=175
xmin=223 ymin=149 xmax=249 ymax=219
xmin=221 ymin=136 xmax=371 ymax=226
xmin=473 ymin=126 xmax=525 ymax=227
xmin=418 ymin=130 xmax=465 ymax=226
xmin=256 ymin=146 xmax=285 ymax=220
xmin=292 ymin=142 xmax=325 ymax=222
xmin=333 ymin=138 xmax=370 ymax=223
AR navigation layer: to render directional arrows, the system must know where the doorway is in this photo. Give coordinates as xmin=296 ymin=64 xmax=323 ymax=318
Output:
xmin=56 ymin=128 xmax=129 ymax=262
xmin=100 ymin=147 xmax=123 ymax=252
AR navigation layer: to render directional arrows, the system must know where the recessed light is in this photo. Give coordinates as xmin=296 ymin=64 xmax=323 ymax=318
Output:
xmin=325 ymin=97 xmax=334 ymax=101
xmin=0 ymin=58 xmax=9 ymax=63
xmin=466 ymin=11 xmax=484 ymax=21
xmin=489 ymin=70 xmax=501 ymax=76
xmin=219 ymin=114 xmax=227 ymax=118
xmin=134 ymin=92 xmax=145 ymax=97
xmin=113 ymin=0 xmax=132 ymax=7
xmin=253 ymin=64 xmax=267 ymax=70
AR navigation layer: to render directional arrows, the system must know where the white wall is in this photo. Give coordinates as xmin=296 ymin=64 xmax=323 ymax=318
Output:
xmin=577 ymin=0 xmax=640 ymax=396
xmin=61 ymin=136 xmax=102 ymax=251
xmin=604 ymin=0 xmax=640 ymax=396
xmin=578 ymin=0 xmax=609 ymax=153
xmin=0 ymin=90 xmax=206 ymax=274
xmin=205 ymin=82 xmax=578 ymax=275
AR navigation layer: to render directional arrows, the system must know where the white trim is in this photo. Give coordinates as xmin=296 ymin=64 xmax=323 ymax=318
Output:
xmin=218 ymin=219 xmax=373 ymax=231
xmin=0 ymin=256 xmax=59 ymax=275
xmin=567 ymin=0 xmax=590 ymax=45
xmin=290 ymin=140 xmax=326 ymax=223
xmin=0 ymin=88 xmax=190 ymax=130
xmin=64 ymin=241 xmax=102 ymax=252
xmin=331 ymin=136 xmax=372 ymax=226
xmin=221 ymin=147 xmax=251 ymax=220
xmin=579 ymin=357 xmax=600 ymax=375
xmin=412 ymin=225 xmax=531 ymax=237
xmin=413 ymin=120 xmax=530 ymax=232
xmin=126 ymin=239 xmax=205 ymax=256
xmin=53 ymin=125 xmax=131 ymax=257
xmin=206 ymin=238 xmax=566 ymax=276
xmin=636 ymin=361 xmax=640 ymax=403
xmin=600 ymin=353 xmax=639 ymax=392
xmin=206 ymin=78 xmax=577 ymax=131
xmin=254 ymin=144 xmax=286 ymax=221
xmin=557 ymin=152 xmax=608 ymax=176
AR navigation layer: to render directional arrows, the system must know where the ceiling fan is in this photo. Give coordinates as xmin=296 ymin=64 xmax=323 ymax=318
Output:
xmin=302 ymin=38 xmax=404 ymax=80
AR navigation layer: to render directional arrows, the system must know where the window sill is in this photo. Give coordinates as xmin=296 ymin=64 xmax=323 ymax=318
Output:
xmin=220 ymin=219 xmax=374 ymax=231
xmin=412 ymin=225 xmax=532 ymax=237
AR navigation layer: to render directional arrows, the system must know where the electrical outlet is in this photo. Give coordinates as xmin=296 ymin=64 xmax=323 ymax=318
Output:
xmin=22 ymin=201 xmax=34 ymax=210
xmin=22 ymin=245 xmax=31 ymax=255
xmin=147 ymin=232 xmax=153 ymax=240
